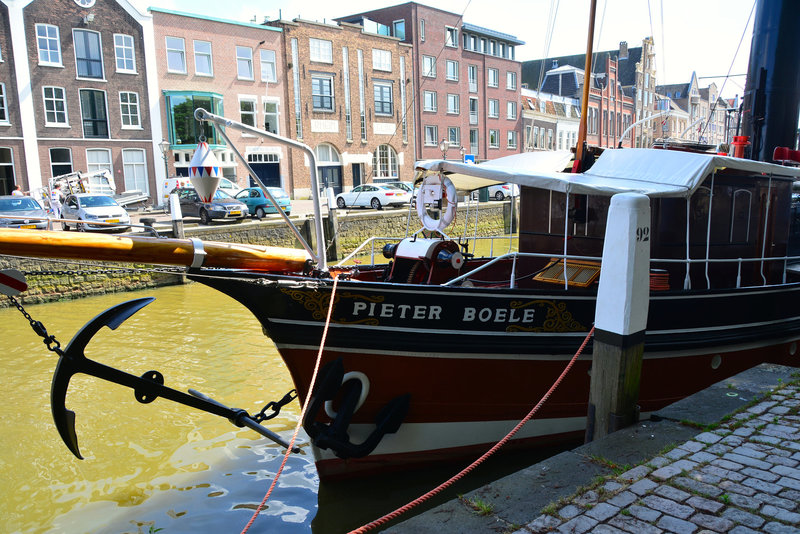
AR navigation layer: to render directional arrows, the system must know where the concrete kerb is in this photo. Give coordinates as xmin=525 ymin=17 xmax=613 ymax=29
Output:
xmin=384 ymin=363 xmax=799 ymax=533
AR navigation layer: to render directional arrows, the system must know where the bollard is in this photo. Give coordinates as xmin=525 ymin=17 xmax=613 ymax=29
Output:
xmin=169 ymin=192 xmax=184 ymax=239
xmin=586 ymin=193 xmax=651 ymax=442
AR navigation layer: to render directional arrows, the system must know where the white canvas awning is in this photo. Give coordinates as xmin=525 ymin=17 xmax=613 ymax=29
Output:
xmin=416 ymin=148 xmax=800 ymax=198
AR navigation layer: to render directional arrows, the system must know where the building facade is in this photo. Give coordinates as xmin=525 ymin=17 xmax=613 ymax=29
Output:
xmin=1 ymin=0 xmax=163 ymax=200
xmin=336 ymin=2 xmax=524 ymax=163
xmin=521 ymin=88 xmax=580 ymax=153
xmin=267 ymin=18 xmax=414 ymax=197
xmin=656 ymin=74 xmax=730 ymax=146
xmin=151 ymin=8 xmax=288 ymax=200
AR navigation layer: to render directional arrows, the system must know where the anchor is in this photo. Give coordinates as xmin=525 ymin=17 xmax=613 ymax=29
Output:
xmin=302 ymin=358 xmax=410 ymax=459
xmin=50 ymin=297 xmax=300 ymax=459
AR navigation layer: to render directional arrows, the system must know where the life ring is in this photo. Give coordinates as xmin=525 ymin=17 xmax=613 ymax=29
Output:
xmin=324 ymin=371 xmax=370 ymax=419
xmin=416 ymin=174 xmax=457 ymax=232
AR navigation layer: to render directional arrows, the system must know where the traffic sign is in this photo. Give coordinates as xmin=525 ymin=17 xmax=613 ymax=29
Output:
xmin=463 ymin=154 xmax=476 ymax=164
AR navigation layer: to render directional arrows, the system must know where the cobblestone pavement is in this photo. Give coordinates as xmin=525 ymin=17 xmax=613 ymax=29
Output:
xmin=517 ymin=383 xmax=800 ymax=534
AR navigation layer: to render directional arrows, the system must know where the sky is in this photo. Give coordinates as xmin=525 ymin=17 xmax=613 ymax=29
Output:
xmin=130 ymin=0 xmax=758 ymax=99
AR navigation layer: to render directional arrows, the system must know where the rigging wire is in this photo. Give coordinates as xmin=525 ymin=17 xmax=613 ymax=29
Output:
xmin=698 ymin=0 xmax=756 ymax=141
xmin=535 ymin=0 xmax=560 ymax=96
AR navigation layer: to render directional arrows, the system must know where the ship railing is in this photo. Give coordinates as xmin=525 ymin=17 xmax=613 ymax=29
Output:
xmin=650 ymin=254 xmax=800 ymax=290
xmin=336 ymin=234 xmax=519 ymax=267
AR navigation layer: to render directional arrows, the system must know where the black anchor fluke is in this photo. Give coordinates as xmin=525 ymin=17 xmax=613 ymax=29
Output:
xmin=50 ymin=297 xmax=299 ymax=459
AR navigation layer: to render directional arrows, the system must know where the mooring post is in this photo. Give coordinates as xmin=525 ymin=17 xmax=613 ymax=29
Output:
xmin=585 ymin=193 xmax=651 ymax=443
xmin=169 ymin=192 xmax=184 ymax=240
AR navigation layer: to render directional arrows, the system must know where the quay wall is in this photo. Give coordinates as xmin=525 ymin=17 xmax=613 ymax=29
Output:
xmin=0 ymin=202 xmax=510 ymax=307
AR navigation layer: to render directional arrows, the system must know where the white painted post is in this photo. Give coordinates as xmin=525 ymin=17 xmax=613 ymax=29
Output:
xmin=586 ymin=193 xmax=651 ymax=442
xmin=169 ymin=192 xmax=184 ymax=239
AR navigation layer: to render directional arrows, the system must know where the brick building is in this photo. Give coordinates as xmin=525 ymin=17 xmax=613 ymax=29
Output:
xmin=0 ymin=0 xmax=163 ymax=200
xmin=335 ymin=2 xmax=524 ymax=163
xmin=656 ymin=73 xmax=731 ymax=146
xmin=151 ymin=8 xmax=287 ymax=200
xmin=266 ymin=18 xmax=414 ymax=197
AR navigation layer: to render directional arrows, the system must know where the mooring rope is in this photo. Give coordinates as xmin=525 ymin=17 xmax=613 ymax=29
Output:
xmin=240 ymin=274 xmax=340 ymax=534
xmin=349 ymin=325 xmax=596 ymax=533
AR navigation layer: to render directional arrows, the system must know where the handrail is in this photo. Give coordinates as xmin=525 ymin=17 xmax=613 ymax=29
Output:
xmin=194 ymin=108 xmax=326 ymax=270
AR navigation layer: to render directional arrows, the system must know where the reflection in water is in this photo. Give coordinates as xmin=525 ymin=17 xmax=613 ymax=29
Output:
xmin=1 ymin=283 xmax=316 ymax=534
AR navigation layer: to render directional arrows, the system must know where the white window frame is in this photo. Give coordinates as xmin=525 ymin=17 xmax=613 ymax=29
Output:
xmin=49 ymin=147 xmax=73 ymax=176
xmin=73 ymin=29 xmax=105 ymax=80
xmin=445 ymin=26 xmax=458 ymax=48
xmin=488 ymin=68 xmax=499 ymax=88
xmin=43 ymin=86 xmax=68 ymax=126
xmin=113 ymin=34 xmax=136 ymax=73
xmin=236 ymin=46 xmax=254 ymax=80
xmin=166 ymin=36 xmax=187 ymax=74
xmin=423 ymin=90 xmax=437 ymax=112
xmin=446 ymin=60 xmax=458 ymax=81
xmin=193 ymin=40 xmax=213 ymax=77
xmin=311 ymin=74 xmax=335 ymax=111
xmin=260 ymin=49 xmax=277 ymax=82
xmin=263 ymin=97 xmax=280 ymax=135
xmin=506 ymin=71 xmax=517 ymax=90
xmin=447 ymin=93 xmax=459 ymax=115
xmin=424 ymin=125 xmax=438 ymax=146
xmin=0 ymin=83 xmax=8 ymax=124
xmin=507 ymin=130 xmax=518 ymax=149
xmin=488 ymin=99 xmax=499 ymax=118
xmin=239 ymin=96 xmax=258 ymax=127
xmin=310 ymin=38 xmax=333 ymax=63
xmin=489 ymin=129 xmax=500 ymax=148
xmin=36 ymin=24 xmax=62 ymax=67
xmin=372 ymin=49 xmax=392 ymax=72
xmin=119 ymin=91 xmax=141 ymax=129
xmin=507 ymin=101 xmax=517 ymax=120
xmin=448 ymin=126 xmax=460 ymax=147
xmin=122 ymin=148 xmax=149 ymax=195
xmin=422 ymin=55 xmax=436 ymax=78
xmin=86 ymin=148 xmax=112 ymax=174
xmin=373 ymin=144 xmax=398 ymax=179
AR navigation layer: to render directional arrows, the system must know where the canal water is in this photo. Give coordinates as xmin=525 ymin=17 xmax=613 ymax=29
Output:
xmin=2 ymin=266 xmax=570 ymax=534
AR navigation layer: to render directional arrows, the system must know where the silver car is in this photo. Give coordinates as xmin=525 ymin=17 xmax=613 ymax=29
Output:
xmin=61 ymin=193 xmax=131 ymax=232
xmin=0 ymin=195 xmax=49 ymax=229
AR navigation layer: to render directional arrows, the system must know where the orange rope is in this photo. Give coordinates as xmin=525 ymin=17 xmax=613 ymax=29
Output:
xmin=349 ymin=325 xmax=596 ymax=534
xmin=240 ymin=274 xmax=340 ymax=534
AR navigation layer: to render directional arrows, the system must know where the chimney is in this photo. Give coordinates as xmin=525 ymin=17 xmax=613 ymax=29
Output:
xmin=552 ymin=59 xmax=559 ymax=69
xmin=619 ymin=41 xmax=628 ymax=59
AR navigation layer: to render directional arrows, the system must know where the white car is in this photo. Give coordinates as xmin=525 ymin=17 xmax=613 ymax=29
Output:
xmin=473 ymin=183 xmax=520 ymax=201
xmin=335 ymin=184 xmax=411 ymax=210
xmin=61 ymin=193 xmax=131 ymax=232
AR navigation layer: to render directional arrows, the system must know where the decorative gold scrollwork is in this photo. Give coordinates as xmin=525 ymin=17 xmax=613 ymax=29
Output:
xmin=507 ymin=299 xmax=585 ymax=332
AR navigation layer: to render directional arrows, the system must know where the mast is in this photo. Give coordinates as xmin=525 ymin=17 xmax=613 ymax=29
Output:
xmin=741 ymin=0 xmax=800 ymax=161
xmin=573 ymin=0 xmax=597 ymax=172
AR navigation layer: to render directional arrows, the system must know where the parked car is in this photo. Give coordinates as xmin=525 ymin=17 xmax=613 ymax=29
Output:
xmin=234 ymin=187 xmax=291 ymax=219
xmin=218 ymin=177 xmax=242 ymax=195
xmin=61 ymin=193 xmax=131 ymax=232
xmin=335 ymin=184 xmax=412 ymax=210
xmin=473 ymin=183 xmax=520 ymax=201
xmin=0 ymin=195 xmax=49 ymax=229
xmin=172 ymin=186 xmax=248 ymax=224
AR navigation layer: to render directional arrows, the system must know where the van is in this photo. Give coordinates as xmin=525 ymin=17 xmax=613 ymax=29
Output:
xmin=161 ymin=177 xmax=193 ymax=205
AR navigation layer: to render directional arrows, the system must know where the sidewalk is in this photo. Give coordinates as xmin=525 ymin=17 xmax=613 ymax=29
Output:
xmin=386 ymin=364 xmax=800 ymax=534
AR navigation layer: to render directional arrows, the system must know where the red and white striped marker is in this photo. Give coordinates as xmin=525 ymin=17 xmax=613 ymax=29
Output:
xmin=0 ymin=269 xmax=27 ymax=296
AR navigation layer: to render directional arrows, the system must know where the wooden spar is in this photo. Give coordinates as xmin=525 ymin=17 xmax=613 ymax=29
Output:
xmin=0 ymin=229 xmax=310 ymax=272
xmin=574 ymin=0 xmax=598 ymax=172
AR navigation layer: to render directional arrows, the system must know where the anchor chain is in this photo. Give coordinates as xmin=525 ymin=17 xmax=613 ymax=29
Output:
xmin=5 ymin=295 xmax=64 ymax=356
xmin=253 ymin=389 xmax=297 ymax=422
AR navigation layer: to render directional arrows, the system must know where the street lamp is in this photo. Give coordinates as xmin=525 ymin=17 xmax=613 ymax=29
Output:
xmin=158 ymin=139 xmax=170 ymax=180
xmin=459 ymin=146 xmax=466 ymax=162
xmin=439 ymin=138 xmax=450 ymax=159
